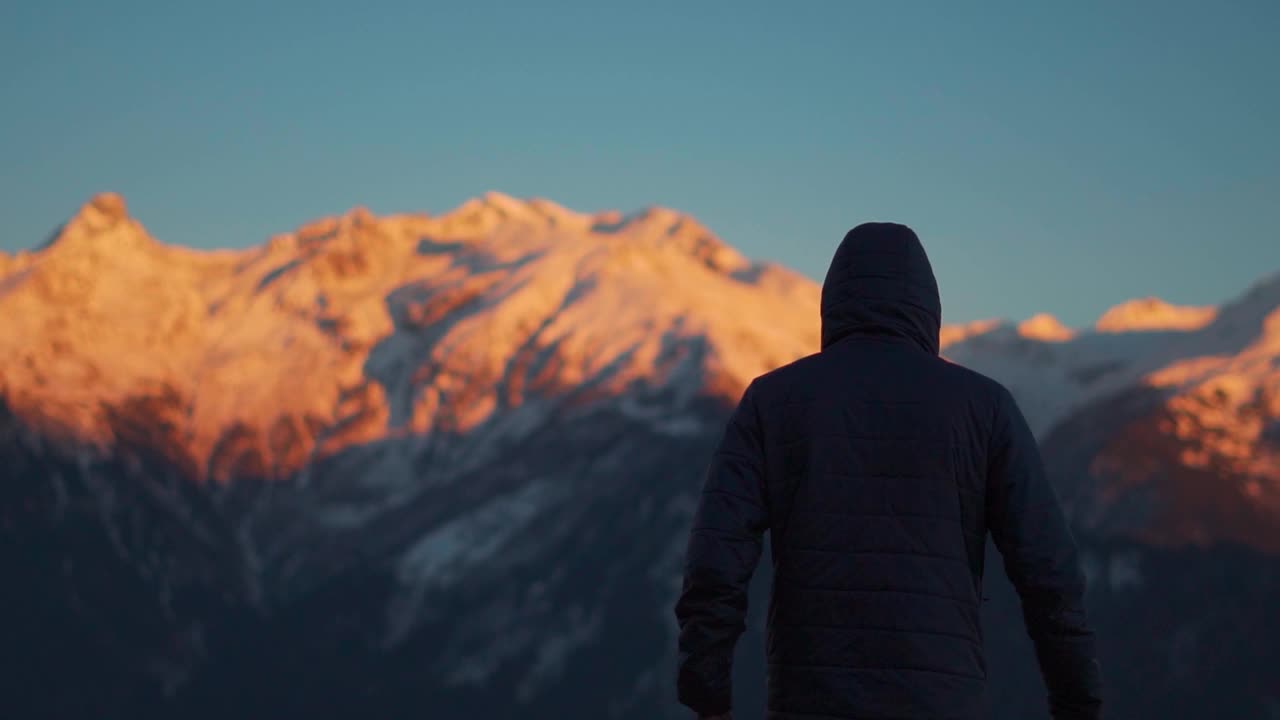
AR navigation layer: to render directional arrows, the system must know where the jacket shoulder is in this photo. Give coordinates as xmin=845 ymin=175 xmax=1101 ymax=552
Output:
xmin=742 ymin=352 xmax=824 ymax=406
xmin=935 ymin=356 xmax=1018 ymax=411
xmin=937 ymin=356 xmax=1006 ymax=392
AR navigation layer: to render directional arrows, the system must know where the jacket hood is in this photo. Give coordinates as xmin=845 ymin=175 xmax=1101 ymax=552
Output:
xmin=820 ymin=222 xmax=941 ymax=355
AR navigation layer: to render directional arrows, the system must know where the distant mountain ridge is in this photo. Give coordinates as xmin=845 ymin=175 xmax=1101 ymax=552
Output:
xmin=0 ymin=192 xmax=817 ymax=470
xmin=2 ymin=194 xmax=1278 ymax=719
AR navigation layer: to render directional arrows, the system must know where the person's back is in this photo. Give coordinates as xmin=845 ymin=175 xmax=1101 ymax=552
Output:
xmin=674 ymin=223 xmax=1103 ymax=719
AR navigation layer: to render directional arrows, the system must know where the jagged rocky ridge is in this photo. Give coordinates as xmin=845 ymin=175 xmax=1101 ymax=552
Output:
xmin=2 ymin=194 xmax=1278 ymax=719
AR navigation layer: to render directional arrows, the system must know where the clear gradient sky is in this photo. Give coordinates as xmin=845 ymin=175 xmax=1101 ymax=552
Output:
xmin=3 ymin=1 xmax=1277 ymax=326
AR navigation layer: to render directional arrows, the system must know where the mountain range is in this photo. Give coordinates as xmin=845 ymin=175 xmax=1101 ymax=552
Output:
xmin=2 ymin=193 xmax=1278 ymax=719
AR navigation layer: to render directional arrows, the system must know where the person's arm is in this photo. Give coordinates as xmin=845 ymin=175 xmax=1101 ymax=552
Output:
xmin=987 ymin=386 xmax=1103 ymax=720
xmin=673 ymin=380 xmax=769 ymax=719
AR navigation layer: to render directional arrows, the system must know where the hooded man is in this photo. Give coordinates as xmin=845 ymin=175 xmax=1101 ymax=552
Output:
xmin=674 ymin=223 xmax=1103 ymax=719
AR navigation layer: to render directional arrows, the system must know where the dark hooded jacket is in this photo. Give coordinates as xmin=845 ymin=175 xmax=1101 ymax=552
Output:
xmin=674 ymin=223 xmax=1103 ymax=719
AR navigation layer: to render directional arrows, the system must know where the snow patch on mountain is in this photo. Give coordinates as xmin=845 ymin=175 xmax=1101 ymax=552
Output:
xmin=385 ymin=480 xmax=566 ymax=645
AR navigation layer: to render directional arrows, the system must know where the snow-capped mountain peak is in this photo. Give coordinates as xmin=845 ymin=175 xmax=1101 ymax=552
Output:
xmin=3 ymin=195 xmax=1277 ymax=538
xmin=3 ymin=195 xmax=1278 ymax=719
xmin=1095 ymin=296 xmax=1218 ymax=333
xmin=0 ymin=193 xmax=820 ymax=477
xmin=1017 ymin=312 xmax=1076 ymax=342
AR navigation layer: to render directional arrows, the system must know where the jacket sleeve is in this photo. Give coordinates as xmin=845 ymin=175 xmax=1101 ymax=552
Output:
xmin=987 ymin=386 xmax=1104 ymax=720
xmin=673 ymin=380 xmax=770 ymax=717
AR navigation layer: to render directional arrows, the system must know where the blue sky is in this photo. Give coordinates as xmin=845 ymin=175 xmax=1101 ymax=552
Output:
xmin=2 ymin=0 xmax=1276 ymax=326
